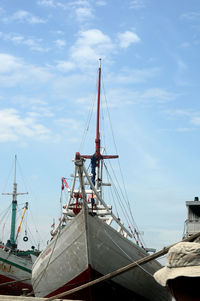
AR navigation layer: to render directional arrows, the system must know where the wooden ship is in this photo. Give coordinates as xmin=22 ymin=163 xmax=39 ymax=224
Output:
xmin=0 ymin=156 xmax=39 ymax=295
xmin=32 ymin=61 xmax=170 ymax=301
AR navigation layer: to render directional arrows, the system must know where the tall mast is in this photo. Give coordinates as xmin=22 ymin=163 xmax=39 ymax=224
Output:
xmin=79 ymin=60 xmax=118 ymax=190
xmin=95 ymin=58 xmax=101 ymax=159
xmin=2 ymin=155 xmax=28 ymax=249
xmin=10 ymin=155 xmax=17 ymax=247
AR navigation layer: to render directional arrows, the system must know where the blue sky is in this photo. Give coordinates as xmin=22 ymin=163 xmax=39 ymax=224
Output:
xmin=0 ymin=0 xmax=200 ymax=252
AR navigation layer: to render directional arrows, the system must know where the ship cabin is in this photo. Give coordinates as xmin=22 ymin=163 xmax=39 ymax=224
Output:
xmin=184 ymin=196 xmax=200 ymax=238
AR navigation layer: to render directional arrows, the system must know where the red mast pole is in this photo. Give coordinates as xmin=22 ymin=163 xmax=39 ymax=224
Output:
xmin=80 ymin=60 xmax=118 ymax=162
xmin=95 ymin=58 xmax=101 ymax=158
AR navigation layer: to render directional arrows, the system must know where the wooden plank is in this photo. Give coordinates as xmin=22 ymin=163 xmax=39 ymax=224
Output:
xmin=0 ymin=296 xmax=81 ymax=301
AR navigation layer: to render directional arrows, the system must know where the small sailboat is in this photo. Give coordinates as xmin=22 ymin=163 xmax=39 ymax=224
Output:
xmin=32 ymin=61 xmax=170 ymax=301
xmin=0 ymin=155 xmax=40 ymax=295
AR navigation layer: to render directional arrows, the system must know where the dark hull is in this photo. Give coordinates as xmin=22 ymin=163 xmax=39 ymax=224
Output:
xmin=0 ymin=274 xmax=32 ymax=296
xmin=46 ymin=265 xmax=152 ymax=301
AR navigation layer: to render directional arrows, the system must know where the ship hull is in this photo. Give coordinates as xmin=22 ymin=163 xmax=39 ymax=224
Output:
xmin=45 ymin=266 xmax=162 ymax=301
xmin=0 ymin=248 xmax=33 ymax=295
xmin=32 ymin=208 xmax=170 ymax=301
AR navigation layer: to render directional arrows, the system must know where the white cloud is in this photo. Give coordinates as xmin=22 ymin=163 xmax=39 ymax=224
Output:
xmin=70 ymin=29 xmax=114 ymax=65
xmin=30 ymin=108 xmax=54 ymax=117
xmin=24 ymin=39 xmax=49 ymax=52
xmin=163 ymin=109 xmax=200 ymax=131
xmin=103 ymin=86 xmax=177 ymax=108
xmin=38 ymin=0 xmax=94 ymax=22
xmin=95 ymin=88 xmax=136 ymax=108
xmin=75 ymin=6 xmax=93 ymax=21
xmin=118 ymin=31 xmax=140 ymax=48
xmin=163 ymin=109 xmax=191 ymax=117
xmin=113 ymin=67 xmax=160 ymax=84
xmin=37 ymin=0 xmax=56 ymax=7
xmin=173 ymin=56 xmax=188 ymax=87
xmin=96 ymin=1 xmax=107 ymax=6
xmin=0 ymin=53 xmax=22 ymax=73
xmin=190 ymin=116 xmax=200 ymax=126
xmin=0 ymin=6 xmax=5 ymax=14
xmin=10 ymin=35 xmax=24 ymax=44
xmin=55 ymin=39 xmax=66 ymax=48
xmin=53 ymin=30 xmax=64 ymax=35
xmin=54 ymin=118 xmax=79 ymax=129
xmin=140 ymin=88 xmax=177 ymax=103
xmin=175 ymin=127 xmax=192 ymax=132
xmin=0 ymin=53 xmax=53 ymax=87
xmin=181 ymin=12 xmax=200 ymax=21
xmin=0 ymin=32 xmax=49 ymax=52
xmin=63 ymin=1 xmax=94 ymax=22
xmin=56 ymin=61 xmax=75 ymax=72
xmin=26 ymin=66 xmax=53 ymax=83
xmin=129 ymin=0 xmax=145 ymax=9
xmin=4 ymin=10 xmax=46 ymax=24
xmin=180 ymin=42 xmax=191 ymax=48
xmin=37 ymin=0 xmax=67 ymax=9
xmin=0 ymin=109 xmax=51 ymax=142
xmin=78 ymin=29 xmax=111 ymax=46
xmin=11 ymin=95 xmax=48 ymax=109
xmin=177 ymin=59 xmax=187 ymax=72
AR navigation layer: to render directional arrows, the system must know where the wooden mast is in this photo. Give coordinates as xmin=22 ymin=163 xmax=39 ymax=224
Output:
xmin=95 ymin=58 xmax=101 ymax=163
xmin=81 ymin=60 xmax=118 ymax=164
xmin=2 ymin=155 xmax=28 ymax=249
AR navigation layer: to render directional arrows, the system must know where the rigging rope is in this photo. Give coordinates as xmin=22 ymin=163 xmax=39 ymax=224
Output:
xmin=29 ymin=210 xmax=44 ymax=250
xmin=0 ymin=204 xmax=12 ymax=225
xmin=104 ymin=230 xmax=153 ymax=278
xmin=0 ymin=205 xmax=12 ymax=242
xmin=105 ymin=168 xmax=120 ymax=218
xmin=0 ymin=161 xmax=14 ymax=195
xmin=103 ymin=162 xmax=144 ymax=247
xmin=32 ymin=218 xmax=63 ymax=292
xmin=101 ymin=79 xmax=146 ymax=248
xmin=79 ymin=70 xmax=99 ymax=152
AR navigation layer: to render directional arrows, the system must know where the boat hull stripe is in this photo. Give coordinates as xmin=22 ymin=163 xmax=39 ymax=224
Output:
xmin=0 ymin=257 xmax=31 ymax=273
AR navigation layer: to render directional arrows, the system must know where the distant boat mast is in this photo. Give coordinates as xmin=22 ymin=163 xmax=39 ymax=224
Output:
xmin=2 ymin=155 xmax=28 ymax=249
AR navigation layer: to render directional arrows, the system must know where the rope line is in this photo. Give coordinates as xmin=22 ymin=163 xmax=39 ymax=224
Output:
xmin=104 ymin=230 xmax=153 ymax=278
xmin=32 ymin=218 xmax=63 ymax=292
